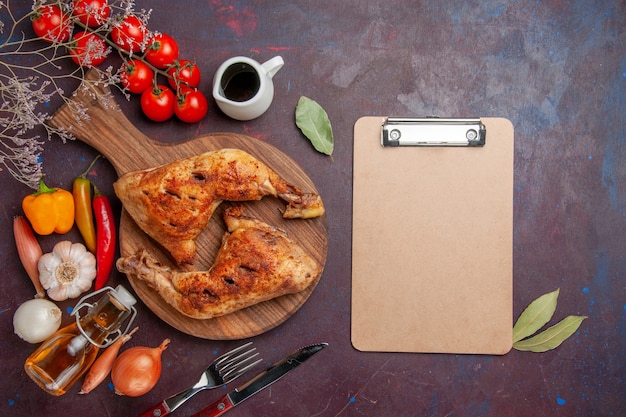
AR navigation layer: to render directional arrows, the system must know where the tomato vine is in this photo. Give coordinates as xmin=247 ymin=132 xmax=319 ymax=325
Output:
xmin=0 ymin=0 xmax=208 ymax=188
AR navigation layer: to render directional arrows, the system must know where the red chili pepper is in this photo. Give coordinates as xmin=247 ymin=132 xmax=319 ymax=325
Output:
xmin=93 ymin=186 xmax=116 ymax=290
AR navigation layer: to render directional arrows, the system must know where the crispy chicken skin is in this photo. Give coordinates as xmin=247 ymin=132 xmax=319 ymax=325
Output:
xmin=113 ymin=148 xmax=324 ymax=265
xmin=116 ymin=206 xmax=321 ymax=319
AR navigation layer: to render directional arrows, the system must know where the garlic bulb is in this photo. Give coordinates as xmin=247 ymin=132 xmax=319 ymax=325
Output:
xmin=38 ymin=241 xmax=97 ymax=301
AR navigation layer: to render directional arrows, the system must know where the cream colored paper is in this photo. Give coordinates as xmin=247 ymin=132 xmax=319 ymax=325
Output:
xmin=352 ymin=117 xmax=514 ymax=354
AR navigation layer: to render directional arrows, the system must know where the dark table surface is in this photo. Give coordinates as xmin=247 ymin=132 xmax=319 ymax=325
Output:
xmin=1 ymin=1 xmax=625 ymax=416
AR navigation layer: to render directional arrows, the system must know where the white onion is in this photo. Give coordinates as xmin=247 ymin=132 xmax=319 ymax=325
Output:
xmin=13 ymin=298 xmax=62 ymax=343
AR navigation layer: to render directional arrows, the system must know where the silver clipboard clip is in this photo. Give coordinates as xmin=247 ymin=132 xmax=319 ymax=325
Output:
xmin=381 ymin=117 xmax=486 ymax=147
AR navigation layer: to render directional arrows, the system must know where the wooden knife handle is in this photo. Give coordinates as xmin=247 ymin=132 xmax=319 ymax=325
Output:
xmin=189 ymin=395 xmax=235 ymax=417
xmin=136 ymin=401 xmax=171 ymax=417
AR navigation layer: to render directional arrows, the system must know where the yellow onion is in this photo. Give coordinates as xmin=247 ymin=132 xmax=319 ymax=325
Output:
xmin=111 ymin=338 xmax=170 ymax=397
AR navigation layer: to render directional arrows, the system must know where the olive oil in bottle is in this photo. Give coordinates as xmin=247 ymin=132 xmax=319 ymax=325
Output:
xmin=25 ymin=285 xmax=137 ymax=396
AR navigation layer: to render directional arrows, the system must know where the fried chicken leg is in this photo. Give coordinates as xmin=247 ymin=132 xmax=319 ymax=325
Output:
xmin=116 ymin=206 xmax=321 ymax=319
xmin=113 ymin=148 xmax=324 ymax=265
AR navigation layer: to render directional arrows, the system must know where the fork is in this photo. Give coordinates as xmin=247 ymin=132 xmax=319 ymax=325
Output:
xmin=137 ymin=342 xmax=262 ymax=417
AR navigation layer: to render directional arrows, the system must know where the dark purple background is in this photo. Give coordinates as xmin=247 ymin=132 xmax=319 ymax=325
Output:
xmin=1 ymin=1 xmax=624 ymax=416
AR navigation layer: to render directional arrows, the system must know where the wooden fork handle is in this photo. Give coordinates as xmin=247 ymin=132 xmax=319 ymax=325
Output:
xmin=136 ymin=401 xmax=171 ymax=417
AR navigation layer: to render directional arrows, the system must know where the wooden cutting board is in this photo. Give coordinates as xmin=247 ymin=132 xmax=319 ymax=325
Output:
xmin=49 ymin=70 xmax=328 ymax=340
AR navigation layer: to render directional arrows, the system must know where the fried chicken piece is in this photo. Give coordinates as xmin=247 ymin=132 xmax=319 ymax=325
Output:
xmin=113 ymin=148 xmax=324 ymax=265
xmin=116 ymin=206 xmax=321 ymax=319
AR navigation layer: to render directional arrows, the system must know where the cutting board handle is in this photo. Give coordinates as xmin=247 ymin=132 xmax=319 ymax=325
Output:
xmin=49 ymin=69 xmax=164 ymax=175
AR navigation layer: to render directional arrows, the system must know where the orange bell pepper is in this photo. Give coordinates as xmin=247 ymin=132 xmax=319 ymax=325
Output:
xmin=22 ymin=178 xmax=75 ymax=235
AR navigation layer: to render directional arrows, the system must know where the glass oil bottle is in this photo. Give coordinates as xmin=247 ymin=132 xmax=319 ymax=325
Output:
xmin=24 ymin=285 xmax=137 ymax=396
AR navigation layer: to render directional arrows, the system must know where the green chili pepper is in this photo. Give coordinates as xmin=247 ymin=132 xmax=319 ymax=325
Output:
xmin=73 ymin=155 xmax=102 ymax=253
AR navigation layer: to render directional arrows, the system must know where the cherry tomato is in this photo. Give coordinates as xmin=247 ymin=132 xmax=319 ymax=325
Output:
xmin=111 ymin=14 xmax=147 ymax=53
xmin=141 ymin=85 xmax=175 ymax=122
xmin=120 ymin=59 xmax=154 ymax=94
xmin=174 ymin=87 xmax=209 ymax=123
xmin=144 ymin=33 xmax=179 ymax=69
xmin=32 ymin=4 xmax=73 ymax=43
xmin=167 ymin=59 xmax=201 ymax=90
xmin=68 ymin=31 xmax=110 ymax=67
xmin=72 ymin=0 xmax=111 ymax=27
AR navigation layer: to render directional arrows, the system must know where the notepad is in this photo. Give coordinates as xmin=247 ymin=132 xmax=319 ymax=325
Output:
xmin=351 ymin=116 xmax=514 ymax=354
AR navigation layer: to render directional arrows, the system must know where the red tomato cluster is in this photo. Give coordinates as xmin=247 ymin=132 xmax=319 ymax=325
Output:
xmin=31 ymin=1 xmax=208 ymax=124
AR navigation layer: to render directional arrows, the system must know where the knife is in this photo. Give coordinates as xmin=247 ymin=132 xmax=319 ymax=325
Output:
xmin=189 ymin=343 xmax=328 ymax=417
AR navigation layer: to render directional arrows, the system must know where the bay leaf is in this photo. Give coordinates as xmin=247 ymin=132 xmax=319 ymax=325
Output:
xmin=513 ymin=315 xmax=587 ymax=352
xmin=512 ymin=288 xmax=560 ymax=343
xmin=295 ymin=96 xmax=334 ymax=156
